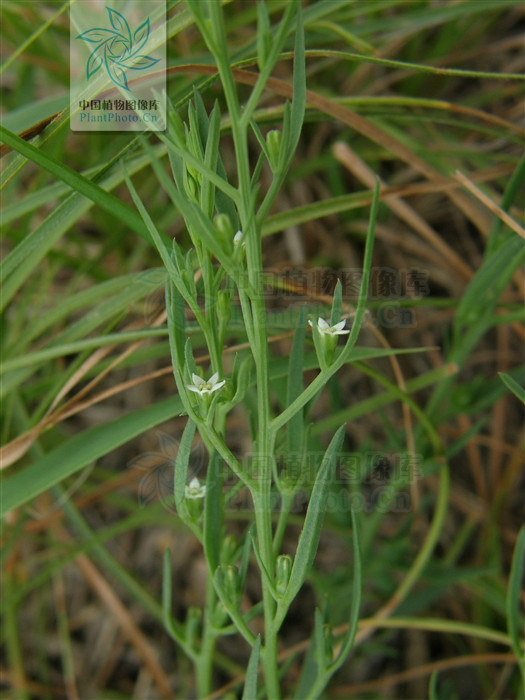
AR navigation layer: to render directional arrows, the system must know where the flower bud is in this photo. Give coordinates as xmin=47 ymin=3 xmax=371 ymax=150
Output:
xmin=220 ymin=534 xmax=239 ymax=565
xmin=185 ymin=173 xmax=198 ymax=202
xmin=323 ymin=623 xmax=334 ymax=664
xmin=217 ymin=565 xmax=241 ymax=606
xmin=211 ymin=601 xmax=229 ymax=628
xmin=214 ymin=213 xmax=234 ymax=251
xmin=275 ymin=554 xmax=292 ymax=597
xmin=184 ymin=606 xmax=202 ymax=648
xmin=217 ymin=289 xmax=232 ymax=327
xmin=266 ymin=129 xmax=282 ymax=172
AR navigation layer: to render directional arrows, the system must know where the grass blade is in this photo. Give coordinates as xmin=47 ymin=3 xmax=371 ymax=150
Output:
xmin=1 ymin=396 xmax=182 ymax=516
xmin=0 ymin=125 xmax=158 ymax=246
xmin=498 ymin=372 xmax=525 ymax=405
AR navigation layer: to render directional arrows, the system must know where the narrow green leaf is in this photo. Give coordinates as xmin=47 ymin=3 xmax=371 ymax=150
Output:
xmin=507 ymin=527 xmax=525 ymax=662
xmin=487 ymin=155 xmax=525 ymax=254
xmin=287 ymin=306 xmax=307 ymax=456
xmin=0 ymin=125 xmax=156 ymax=246
xmin=282 ymin=425 xmax=346 ymax=607
xmin=173 ymin=419 xmax=197 ymax=520
xmin=1 ymin=396 xmax=183 ymax=517
xmin=1 ymin=329 xmax=168 ymax=374
xmin=242 ymin=635 xmax=261 ymax=700
xmin=428 ymin=671 xmax=440 ymax=700
xmin=251 ymin=534 xmax=278 ymax=601
xmin=499 ymin=372 xmax=525 ymax=405
xmin=288 ymin=1 xmax=306 ymax=162
xmin=201 ymin=101 xmax=221 ymax=218
xmin=330 ymin=280 xmax=343 ymax=326
xmin=313 ymin=608 xmax=328 ymax=673
xmin=1 ymin=149 xmax=167 ymax=301
xmin=163 ymin=548 xmax=192 ymax=653
xmin=455 ymin=236 xmax=525 ymax=331
xmin=329 ymin=506 xmax=362 ymax=670
xmin=203 ymin=451 xmax=223 ymax=573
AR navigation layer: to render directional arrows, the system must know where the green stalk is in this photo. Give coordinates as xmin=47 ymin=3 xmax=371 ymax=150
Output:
xmin=195 ymin=576 xmax=218 ymax=698
xmin=205 ymin=4 xmax=280 ymax=695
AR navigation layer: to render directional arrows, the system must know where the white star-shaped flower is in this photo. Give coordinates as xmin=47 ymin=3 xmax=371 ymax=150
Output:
xmin=185 ymin=477 xmax=206 ymax=499
xmin=309 ymin=318 xmax=350 ymax=336
xmin=186 ymin=372 xmax=226 ymax=395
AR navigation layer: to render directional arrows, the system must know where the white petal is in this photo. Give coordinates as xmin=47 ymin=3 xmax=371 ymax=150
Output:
xmin=189 ymin=478 xmax=201 ymax=488
xmin=333 ymin=320 xmax=347 ymax=332
xmin=186 ymin=385 xmax=201 ymax=393
xmin=318 ymin=318 xmax=330 ymax=331
xmin=210 ymin=380 xmax=226 ymax=393
xmin=192 ymin=373 xmax=205 ymax=386
xmin=209 ymin=372 xmax=219 ymax=385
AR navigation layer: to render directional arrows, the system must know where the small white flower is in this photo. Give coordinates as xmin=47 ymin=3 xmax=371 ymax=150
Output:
xmin=233 ymin=230 xmax=244 ymax=246
xmin=186 ymin=372 xmax=226 ymax=395
xmin=185 ymin=477 xmax=206 ymax=499
xmin=308 ymin=318 xmax=350 ymax=336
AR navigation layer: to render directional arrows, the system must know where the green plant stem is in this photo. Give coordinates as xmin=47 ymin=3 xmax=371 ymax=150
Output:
xmin=205 ymin=4 xmax=280 ymax=694
xmin=195 ymin=581 xmax=218 ymax=699
xmin=273 ymin=492 xmax=294 ymax=557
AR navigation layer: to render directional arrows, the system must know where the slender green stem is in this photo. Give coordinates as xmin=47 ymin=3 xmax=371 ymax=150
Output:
xmin=195 ymin=582 xmax=218 ymax=698
xmin=204 ymin=4 xmax=282 ymax=695
xmin=273 ymin=492 xmax=294 ymax=557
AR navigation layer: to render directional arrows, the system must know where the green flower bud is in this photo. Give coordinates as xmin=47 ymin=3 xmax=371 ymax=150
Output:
xmin=217 ymin=289 xmax=232 ymax=326
xmin=214 ymin=213 xmax=234 ymax=251
xmin=211 ymin=601 xmax=229 ymax=628
xmin=184 ymin=606 xmax=202 ymax=648
xmin=323 ymin=623 xmax=334 ymax=664
xmin=218 ymin=565 xmax=241 ymax=606
xmin=185 ymin=173 xmax=198 ymax=202
xmin=275 ymin=554 xmax=292 ymax=596
xmin=266 ymin=129 xmax=282 ymax=172
xmin=220 ymin=533 xmax=239 ymax=565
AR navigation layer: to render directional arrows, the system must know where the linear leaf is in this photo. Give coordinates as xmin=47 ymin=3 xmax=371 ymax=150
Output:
xmin=1 ymin=396 xmax=183 ymax=516
xmin=329 ymin=506 xmax=362 ymax=671
xmin=0 ymin=125 xmax=157 ymax=246
xmin=498 ymin=372 xmax=525 ymax=405
xmin=281 ymin=425 xmax=346 ymax=608
xmin=286 ymin=305 xmax=306 ymax=456
xmin=173 ymin=419 xmax=197 ymax=522
xmin=242 ymin=635 xmax=261 ymax=700
xmin=506 ymin=526 xmax=525 ymax=662
xmin=203 ymin=451 xmax=223 ymax=573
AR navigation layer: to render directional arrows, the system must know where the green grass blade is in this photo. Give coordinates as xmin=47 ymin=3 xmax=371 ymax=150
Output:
xmin=0 ymin=125 xmax=156 ymax=246
xmin=507 ymin=527 xmax=525 ymax=666
xmin=0 ymin=396 xmax=182 ymax=516
xmin=499 ymin=372 xmax=525 ymax=405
